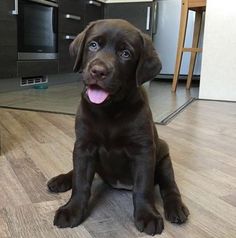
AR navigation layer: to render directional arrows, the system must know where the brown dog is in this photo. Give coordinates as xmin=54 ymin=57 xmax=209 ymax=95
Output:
xmin=47 ymin=19 xmax=189 ymax=235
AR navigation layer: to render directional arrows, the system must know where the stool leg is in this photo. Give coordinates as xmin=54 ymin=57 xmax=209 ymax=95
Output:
xmin=172 ymin=0 xmax=189 ymax=92
xmin=186 ymin=11 xmax=203 ymax=90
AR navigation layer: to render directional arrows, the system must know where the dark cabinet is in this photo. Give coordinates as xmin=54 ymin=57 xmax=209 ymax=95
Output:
xmin=58 ymin=0 xmax=104 ymax=73
xmin=58 ymin=0 xmax=85 ymax=73
xmin=58 ymin=33 xmax=77 ymax=73
xmin=104 ymin=2 xmax=154 ymax=35
xmin=17 ymin=60 xmax=59 ymax=77
xmin=84 ymin=0 xmax=104 ymax=26
xmin=0 ymin=1 xmax=17 ymax=78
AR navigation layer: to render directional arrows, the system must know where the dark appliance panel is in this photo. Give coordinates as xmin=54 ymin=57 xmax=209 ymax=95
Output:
xmin=18 ymin=0 xmax=58 ymax=60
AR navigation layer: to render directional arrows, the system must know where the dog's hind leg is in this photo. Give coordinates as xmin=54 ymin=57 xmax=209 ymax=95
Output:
xmin=47 ymin=170 xmax=72 ymax=193
xmin=155 ymin=139 xmax=189 ymax=224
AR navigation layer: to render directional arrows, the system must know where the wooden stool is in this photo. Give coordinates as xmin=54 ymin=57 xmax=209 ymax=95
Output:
xmin=172 ymin=0 xmax=206 ymax=92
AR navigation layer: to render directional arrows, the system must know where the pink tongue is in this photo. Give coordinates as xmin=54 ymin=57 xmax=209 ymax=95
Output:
xmin=87 ymin=87 xmax=109 ymax=104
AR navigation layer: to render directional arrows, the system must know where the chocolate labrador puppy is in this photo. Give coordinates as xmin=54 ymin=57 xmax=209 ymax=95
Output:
xmin=47 ymin=19 xmax=189 ymax=235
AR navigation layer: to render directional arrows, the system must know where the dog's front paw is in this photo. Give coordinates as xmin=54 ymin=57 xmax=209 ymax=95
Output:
xmin=164 ymin=200 xmax=189 ymax=224
xmin=53 ymin=204 xmax=85 ymax=228
xmin=134 ymin=206 xmax=164 ymax=235
xmin=47 ymin=174 xmax=72 ymax=193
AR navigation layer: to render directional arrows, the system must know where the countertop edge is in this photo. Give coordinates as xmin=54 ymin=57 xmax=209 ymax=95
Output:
xmin=97 ymin=0 xmax=153 ymax=4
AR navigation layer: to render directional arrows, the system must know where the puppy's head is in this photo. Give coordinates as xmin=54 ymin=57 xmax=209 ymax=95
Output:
xmin=70 ymin=19 xmax=162 ymax=105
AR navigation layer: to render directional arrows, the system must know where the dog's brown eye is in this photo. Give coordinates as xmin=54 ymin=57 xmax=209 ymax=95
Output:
xmin=120 ymin=50 xmax=131 ymax=59
xmin=88 ymin=41 xmax=99 ymax=51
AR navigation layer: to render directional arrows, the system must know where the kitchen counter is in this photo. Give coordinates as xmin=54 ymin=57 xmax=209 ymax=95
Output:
xmin=97 ymin=0 xmax=153 ymax=3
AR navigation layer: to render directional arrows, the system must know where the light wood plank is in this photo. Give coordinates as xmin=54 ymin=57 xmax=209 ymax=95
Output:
xmin=182 ymin=47 xmax=202 ymax=52
xmin=2 ymin=201 xmax=93 ymax=238
xmin=0 ymin=155 xmax=31 ymax=209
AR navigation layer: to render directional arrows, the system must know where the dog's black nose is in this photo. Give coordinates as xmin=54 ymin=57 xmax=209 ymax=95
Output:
xmin=90 ymin=65 xmax=108 ymax=80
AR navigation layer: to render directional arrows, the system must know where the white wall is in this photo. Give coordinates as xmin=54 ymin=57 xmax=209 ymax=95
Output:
xmin=199 ymin=0 xmax=236 ymax=101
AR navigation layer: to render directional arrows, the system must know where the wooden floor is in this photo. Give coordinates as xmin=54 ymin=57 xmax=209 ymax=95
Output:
xmin=0 ymin=100 xmax=235 ymax=238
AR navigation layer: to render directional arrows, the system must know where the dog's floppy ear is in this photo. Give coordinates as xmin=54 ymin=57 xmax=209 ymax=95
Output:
xmin=69 ymin=21 xmax=96 ymax=72
xmin=136 ymin=33 xmax=162 ymax=86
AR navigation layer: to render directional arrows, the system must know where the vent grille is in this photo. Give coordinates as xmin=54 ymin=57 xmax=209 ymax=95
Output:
xmin=21 ymin=76 xmax=48 ymax=86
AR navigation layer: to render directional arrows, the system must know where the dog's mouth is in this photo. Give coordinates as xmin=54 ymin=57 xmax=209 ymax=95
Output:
xmin=86 ymin=85 xmax=110 ymax=104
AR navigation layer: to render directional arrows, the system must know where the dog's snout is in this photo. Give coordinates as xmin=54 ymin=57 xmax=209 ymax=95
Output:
xmin=90 ymin=65 xmax=108 ymax=80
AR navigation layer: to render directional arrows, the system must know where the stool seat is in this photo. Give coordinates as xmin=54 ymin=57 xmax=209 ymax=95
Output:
xmin=172 ymin=0 xmax=206 ymax=92
xmin=189 ymin=0 xmax=206 ymax=8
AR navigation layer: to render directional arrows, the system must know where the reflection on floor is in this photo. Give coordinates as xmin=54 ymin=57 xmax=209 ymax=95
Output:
xmin=148 ymin=80 xmax=199 ymax=123
xmin=0 ymin=80 xmax=199 ymax=123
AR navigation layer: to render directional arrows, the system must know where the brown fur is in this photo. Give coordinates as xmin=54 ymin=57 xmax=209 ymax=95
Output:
xmin=47 ymin=19 xmax=189 ymax=235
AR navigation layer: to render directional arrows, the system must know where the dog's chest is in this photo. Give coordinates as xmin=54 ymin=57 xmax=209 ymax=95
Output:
xmin=98 ymin=145 xmax=128 ymax=169
xmin=97 ymin=145 xmax=133 ymax=190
